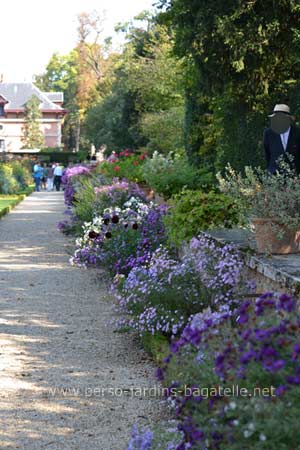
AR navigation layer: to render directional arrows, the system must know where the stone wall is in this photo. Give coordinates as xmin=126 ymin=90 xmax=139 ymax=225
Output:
xmin=206 ymin=229 xmax=300 ymax=295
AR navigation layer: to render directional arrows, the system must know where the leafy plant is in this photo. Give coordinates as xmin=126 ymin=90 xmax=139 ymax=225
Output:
xmin=98 ymin=150 xmax=147 ymax=183
xmin=115 ymin=234 xmax=244 ymax=339
xmin=10 ymin=161 xmax=32 ymax=190
xmin=217 ymin=157 xmax=300 ymax=232
xmin=142 ymin=152 xmax=199 ymax=198
xmin=160 ymin=293 xmax=300 ymax=449
xmin=73 ymin=177 xmax=97 ymax=224
xmin=71 ymin=197 xmax=167 ymax=276
xmin=164 ymin=188 xmax=239 ymax=247
xmin=21 ymin=95 xmax=45 ymax=149
xmin=0 ymin=162 xmax=32 ymax=194
xmin=140 ymin=106 xmax=184 ymax=154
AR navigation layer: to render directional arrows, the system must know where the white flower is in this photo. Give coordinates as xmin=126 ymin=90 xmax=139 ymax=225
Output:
xmin=229 ymin=401 xmax=237 ymax=410
xmin=233 ymin=420 xmax=239 ymax=426
xmin=259 ymin=434 xmax=267 ymax=441
xmin=248 ymin=423 xmax=255 ymax=431
xmin=243 ymin=430 xmax=252 ymax=438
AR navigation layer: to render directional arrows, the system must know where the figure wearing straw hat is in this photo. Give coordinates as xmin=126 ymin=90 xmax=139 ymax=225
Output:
xmin=263 ymin=104 xmax=300 ymax=174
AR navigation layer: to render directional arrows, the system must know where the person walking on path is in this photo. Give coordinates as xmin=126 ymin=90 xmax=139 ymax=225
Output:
xmin=263 ymin=103 xmax=300 ymax=174
xmin=53 ymin=162 xmax=63 ymax=191
xmin=33 ymin=161 xmax=42 ymax=192
xmin=41 ymin=163 xmax=47 ymax=190
xmin=46 ymin=164 xmax=54 ymax=191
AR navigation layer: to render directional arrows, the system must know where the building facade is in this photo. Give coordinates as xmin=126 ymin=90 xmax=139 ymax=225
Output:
xmin=0 ymin=83 xmax=66 ymax=153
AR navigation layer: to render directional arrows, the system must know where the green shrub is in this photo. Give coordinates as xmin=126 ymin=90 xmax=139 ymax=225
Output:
xmin=73 ymin=177 xmax=97 ymax=224
xmin=0 ymin=164 xmax=19 ymax=194
xmin=164 ymin=189 xmax=240 ymax=247
xmin=40 ymin=147 xmax=63 ymax=153
xmin=10 ymin=161 xmax=32 ymax=189
xmin=38 ymin=151 xmax=88 ymax=166
xmin=140 ymin=106 xmax=184 ymax=154
xmin=98 ymin=152 xmax=146 ymax=183
xmin=142 ymin=152 xmax=200 ymax=198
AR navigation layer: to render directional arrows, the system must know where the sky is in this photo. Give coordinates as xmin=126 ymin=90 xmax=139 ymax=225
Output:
xmin=0 ymin=0 xmax=156 ymax=82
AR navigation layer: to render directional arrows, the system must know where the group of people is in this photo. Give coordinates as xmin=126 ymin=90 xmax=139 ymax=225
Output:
xmin=33 ymin=162 xmax=64 ymax=192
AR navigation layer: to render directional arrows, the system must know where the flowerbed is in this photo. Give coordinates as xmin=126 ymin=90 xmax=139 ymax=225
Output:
xmin=71 ymin=197 xmax=167 ymax=276
xmin=59 ymin=155 xmax=300 ymax=450
xmin=114 ymin=236 xmax=244 ymax=338
xmin=97 ymin=149 xmax=148 ymax=183
xmin=61 ymin=165 xmax=91 ymax=206
xmin=156 ymin=292 xmax=300 ymax=449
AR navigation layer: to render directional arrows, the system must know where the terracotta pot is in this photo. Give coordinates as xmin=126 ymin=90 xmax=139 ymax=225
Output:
xmin=138 ymin=184 xmax=155 ymax=200
xmin=251 ymin=218 xmax=300 ymax=254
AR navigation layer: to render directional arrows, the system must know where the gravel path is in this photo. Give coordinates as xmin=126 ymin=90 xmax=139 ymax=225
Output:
xmin=0 ymin=192 xmax=160 ymax=450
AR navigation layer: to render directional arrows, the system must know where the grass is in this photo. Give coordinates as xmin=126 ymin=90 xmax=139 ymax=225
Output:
xmin=0 ymin=186 xmax=34 ymax=219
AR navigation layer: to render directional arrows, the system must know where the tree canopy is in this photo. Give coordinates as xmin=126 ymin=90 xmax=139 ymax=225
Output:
xmin=21 ymin=96 xmax=44 ymax=149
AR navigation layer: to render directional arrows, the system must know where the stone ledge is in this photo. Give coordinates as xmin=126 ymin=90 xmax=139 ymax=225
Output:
xmin=206 ymin=228 xmax=300 ymax=294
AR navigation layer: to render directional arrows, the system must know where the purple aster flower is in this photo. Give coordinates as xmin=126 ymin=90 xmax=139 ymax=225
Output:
xmin=240 ymin=350 xmax=256 ymax=365
xmin=155 ymin=367 xmax=164 ymax=381
xmin=278 ymin=294 xmax=296 ymax=312
xmin=275 ymin=385 xmax=288 ymax=396
xmin=263 ymin=359 xmax=285 ymax=372
xmin=286 ymin=375 xmax=300 ymax=385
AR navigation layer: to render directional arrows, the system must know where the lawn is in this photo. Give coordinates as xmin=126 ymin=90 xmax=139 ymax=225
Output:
xmin=0 ymin=195 xmax=21 ymax=217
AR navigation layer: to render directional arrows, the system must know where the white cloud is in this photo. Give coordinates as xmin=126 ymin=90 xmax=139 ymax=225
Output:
xmin=0 ymin=0 xmax=156 ymax=82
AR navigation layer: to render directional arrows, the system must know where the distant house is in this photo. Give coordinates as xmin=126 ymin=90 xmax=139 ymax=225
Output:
xmin=0 ymin=82 xmax=66 ymax=153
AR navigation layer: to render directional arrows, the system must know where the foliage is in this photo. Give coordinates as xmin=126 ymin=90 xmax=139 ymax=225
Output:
xmin=159 ymin=292 xmax=300 ymax=449
xmin=157 ymin=0 xmax=300 ymax=170
xmin=217 ymin=157 xmax=300 ymax=232
xmin=127 ymin=422 xmax=181 ymax=450
xmin=142 ymin=152 xmax=199 ymax=198
xmin=35 ymin=13 xmax=118 ymax=152
xmin=61 ymin=165 xmax=91 ymax=206
xmin=40 ymin=146 xmax=63 ymax=153
xmin=71 ymin=197 xmax=167 ymax=276
xmin=10 ymin=161 xmax=32 ymax=190
xmin=115 ymin=247 xmax=208 ymax=338
xmin=115 ymin=234 xmax=244 ymax=339
xmin=140 ymin=106 xmax=184 ymax=154
xmin=93 ymin=180 xmax=146 ymax=216
xmin=21 ymin=96 xmax=44 ymax=149
xmin=164 ymin=189 xmax=239 ymax=248
xmin=121 ymin=23 xmax=184 ymax=114
xmin=98 ymin=150 xmax=147 ymax=183
xmin=82 ymin=18 xmax=184 ymax=153
xmin=0 ymin=161 xmax=32 ymax=194
xmin=72 ymin=176 xmax=98 ymax=224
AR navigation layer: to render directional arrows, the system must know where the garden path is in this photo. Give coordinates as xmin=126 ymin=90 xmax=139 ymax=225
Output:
xmin=0 ymin=192 xmax=160 ymax=450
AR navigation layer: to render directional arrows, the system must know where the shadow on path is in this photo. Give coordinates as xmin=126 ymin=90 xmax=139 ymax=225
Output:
xmin=0 ymin=192 xmax=160 ymax=450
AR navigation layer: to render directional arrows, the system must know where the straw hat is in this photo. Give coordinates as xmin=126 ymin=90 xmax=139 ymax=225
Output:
xmin=268 ymin=104 xmax=292 ymax=117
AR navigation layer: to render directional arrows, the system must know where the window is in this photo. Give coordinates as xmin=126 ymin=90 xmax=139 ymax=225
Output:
xmin=0 ymin=139 xmax=5 ymax=151
xmin=0 ymin=105 xmax=5 ymax=116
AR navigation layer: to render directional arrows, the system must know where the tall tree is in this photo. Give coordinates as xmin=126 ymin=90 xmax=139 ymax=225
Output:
xmin=34 ymin=51 xmax=79 ymax=151
xmin=157 ymin=0 xmax=300 ymax=170
xmin=34 ymin=10 xmax=115 ymax=152
xmin=21 ymin=96 xmax=44 ymax=149
xmin=83 ymin=15 xmax=185 ymax=153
